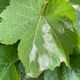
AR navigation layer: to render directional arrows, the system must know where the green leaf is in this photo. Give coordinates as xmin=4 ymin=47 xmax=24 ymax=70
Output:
xmin=75 ymin=10 xmax=80 ymax=48
xmin=76 ymin=10 xmax=80 ymax=34
xmin=44 ymin=54 xmax=80 ymax=80
xmin=0 ymin=0 xmax=10 ymax=13
xmin=0 ymin=44 xmax=19 ymax=80
xmin=0 ymin=0 xmax=77 ymax=77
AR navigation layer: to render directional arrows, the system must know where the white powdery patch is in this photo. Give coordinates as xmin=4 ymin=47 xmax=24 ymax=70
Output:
xmin=43 ymin=33 xmax=53 ymax=42
xmin=58 ymin=27 xmax=64 ymax=34
xmin=44 ymin=41 xmax=56 ymax=52
xmin=29 ymin=44 xmax=37 ymax=63
xmin=38 ymin=55 xmax=50 ymax=71
xmin=42 ymin=23 xmax=50 ymax=33
xmin=66 ymin=22 xmax=74 ymax=32
xmin=42 ymin=23 xmax=56 ymax=52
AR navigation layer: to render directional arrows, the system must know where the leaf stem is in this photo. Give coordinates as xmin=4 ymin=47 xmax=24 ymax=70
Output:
xmin=41 ymin=0 xmax=48 ymax=16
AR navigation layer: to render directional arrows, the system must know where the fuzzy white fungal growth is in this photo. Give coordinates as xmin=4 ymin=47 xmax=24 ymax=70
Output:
xmin=29 ymin=44 xmax=37 ymax=62
xmin=38 ymin=55 xmax=50 ymax=71
xmin=66 ymin=22 xmax=74 ymax=32
xmin=42 ymin=23 xmax=56 ymax=52
xmin=42 ymin=23 xmax=50 ymax=33
xmin=58 ymin=27 xmax=64 ymax=34
xmin=44 ymin=42 xmax=56 ymax=52
xmin=43 ymin=33 xmax=53 ymax=42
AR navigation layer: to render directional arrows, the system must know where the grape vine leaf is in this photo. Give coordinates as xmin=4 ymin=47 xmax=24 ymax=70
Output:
xmin=0 ymin=0 xmax=10 ymax=13
xmin=0 ymin=44 xmax=19 ymax=80
xmin=76 ymin=10 xmax=80 ymax=34
xmin=44 ymin=54 xmax=80 ymax=80
xmin=0 ymin=0 xmax=77 ymax=77
xmin=75 ymin=10 xmax=80 ymax=49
